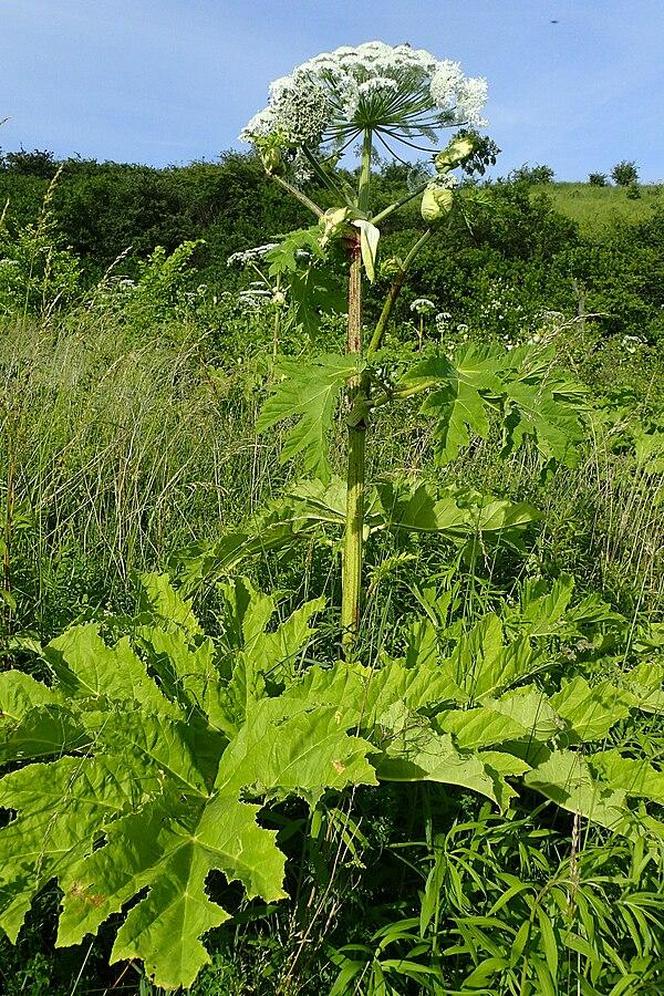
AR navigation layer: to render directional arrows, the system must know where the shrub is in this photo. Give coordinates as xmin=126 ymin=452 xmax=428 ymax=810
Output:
xmin=588 ymin=171 xmax=607 ymax=186
xmin=611 ymin=160 xmax=639 ymax=186
xmin=508 ymin=163 xmax=555 ymax=184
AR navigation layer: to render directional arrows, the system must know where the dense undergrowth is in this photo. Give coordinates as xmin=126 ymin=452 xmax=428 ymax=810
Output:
xmin=0 ymin=138 xmax=663 ymax=994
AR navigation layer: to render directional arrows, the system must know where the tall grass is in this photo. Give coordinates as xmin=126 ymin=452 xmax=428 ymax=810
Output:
xmin=2 ymin=302 xmax=661 ymax=648
xmin=0 ymin=314 xmax=278 ymax=635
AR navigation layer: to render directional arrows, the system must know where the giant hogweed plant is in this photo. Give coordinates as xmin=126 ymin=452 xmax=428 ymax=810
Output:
xmin=1 ymin=43 xmax=664 ymax=993
xmin=240 ymin=41 xmax=585 ymax=650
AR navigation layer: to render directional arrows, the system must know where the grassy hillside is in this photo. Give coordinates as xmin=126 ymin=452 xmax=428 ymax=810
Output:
xmin=536 ymin=181 xmax=664 ymax=234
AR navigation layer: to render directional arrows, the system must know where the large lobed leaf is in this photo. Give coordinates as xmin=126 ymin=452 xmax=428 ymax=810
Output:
xmin=1 ymin=573 xmax=662 ymax=989
xmin=256 ymin=354 xmax=362 ymax=483
xmin=397 ymin=342 xmax=585 ymax=467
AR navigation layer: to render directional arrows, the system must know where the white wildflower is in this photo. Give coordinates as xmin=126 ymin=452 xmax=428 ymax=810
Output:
xmin=410 ymin=297 xmax=436 ymax=314
xmin=227 ymin=243 xmax=278 ymax=268
xmin=240 ymin=41 xmax=488 ymax=153
xmin=435 ymin=310 xmax=452 ymax=328
xmin=430 ymin=61 xmax=487 ymax=125
xmin=456 ymin=77 xmax=489 ymax=126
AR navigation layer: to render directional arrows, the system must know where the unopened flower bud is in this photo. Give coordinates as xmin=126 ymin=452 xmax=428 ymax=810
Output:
xmin=261 ymin=144 xmax=283 ymax=175
xmin=421 ymin=184 xmax=454 ymax=223
xmin=435 ymin=134 xmax=475 ymax=172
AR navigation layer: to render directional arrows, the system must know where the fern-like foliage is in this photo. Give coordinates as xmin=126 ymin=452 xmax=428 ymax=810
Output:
xmin=1 ymin=573 xmax=662 ymax=989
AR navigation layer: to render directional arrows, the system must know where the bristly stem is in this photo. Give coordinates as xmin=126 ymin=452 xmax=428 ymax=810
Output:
xmin=370 ymin=179 xmax=430 ymax=226
xmin=271 ymin=174 xmax=324 ymax=218
xmin=367 ymin=229 xmax=432 ymax=356
xmin=341 ymin=129 xmax=372 ymax=653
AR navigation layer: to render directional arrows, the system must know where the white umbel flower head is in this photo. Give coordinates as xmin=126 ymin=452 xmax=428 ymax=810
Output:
xmin=240 ymin=41 xmax=487 ymax=153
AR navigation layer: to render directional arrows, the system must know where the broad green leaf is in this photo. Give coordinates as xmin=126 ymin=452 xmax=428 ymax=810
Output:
xmin=219 ymin=576 xmax=275 ymax=650
xmin=375 ymin=726 xmax=499 ymax=804
xmin=439 ymin=688 xmax=559 ymax=752
xmin=480 ymin=751 xmax=531 ymax=777
xmin=287 ymin=476 xmax=349 ymax=526
xmin=265 ymin=227 xmax=322 ymax=275
xmin=0 ymin=670 xmax=61 ymax=721
xmin=0 ymin=705 xmax=86 ymax=763
xmin=591 ymin=750 xmax=664 ymax=804
xmin=551 ymin=676 xmax=634 ymax=742
xmin=138 ymin=572 xmax=202 ymax=637
xmin=451 ymin=614 xmax=534 ymax=701
xmin=58 ymin=795 xmax=286 ymax=990
xmin=250 ymin=596 xmax=325 ymax=678
xmin=280 ymin=659 xmax=464 ymax=728
xmin=45 ymin=624 xmax=178 ymax=716
xmin=437 ymin=706 xmax=528 ymax=750
xmin=489 ymin=687 xmax=561 ymax=741
xmin=467 ymin=496 xmax=541 ymax=536
xmin=89 ymin=711 xmax=215 ymax=798
xmin=633 ymin=428 xmax=664 ymax=472
xmin=222 ymin=594 xmax=325 ymax=730
xmin=623 ymin=661 xmax=664 ymax=714
xmin=256 ymin=354 xmax=360 ymax=483
xmin=376 ymin=479 xmax=469 ymax=534
xmin=524 ymin=750 xmax=627 ymax=830
xmin=515 ymin=574 xmax=576 ymax=636
xmin=401 ymin=348 xmax=502 ymax=464
xmin=137 ymin=626 xmax=222 ymax=724
xmin=288 ymin=264 xmax=345 ymax=335
xmin=216 ymin=699 xmax=378 ymax=804
xmin=0 ymin=753 xmax=162 ymax=941
xmin=503 ymin=379 xmax=583 ymax=466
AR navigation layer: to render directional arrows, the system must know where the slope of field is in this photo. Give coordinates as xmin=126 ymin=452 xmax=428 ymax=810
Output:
xmin=536 ymin=181 xmax=664 ymax=234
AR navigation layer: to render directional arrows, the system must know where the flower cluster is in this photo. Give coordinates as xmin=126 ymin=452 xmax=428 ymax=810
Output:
xmin=240 ymin=41 xmax=487 ymax=153
xmin=410 ymin=297 xmax=436 ymax=315
xmin=226 ymin=244 xmax=278 ymax=269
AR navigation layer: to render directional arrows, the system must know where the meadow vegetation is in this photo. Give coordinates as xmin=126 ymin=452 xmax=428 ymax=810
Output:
xmin=0 ymin=43 xmax=663 ymax=996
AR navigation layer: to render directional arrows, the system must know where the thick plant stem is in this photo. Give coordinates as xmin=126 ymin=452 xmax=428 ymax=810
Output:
xmin=341 ymin=129 xmax=372 ymax=653
xmin=341 ymin=243 xmax=365 ymax=650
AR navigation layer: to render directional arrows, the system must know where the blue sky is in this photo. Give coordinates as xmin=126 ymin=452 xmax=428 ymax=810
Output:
xmin=2 ymin=0 xmax=663 ymax=180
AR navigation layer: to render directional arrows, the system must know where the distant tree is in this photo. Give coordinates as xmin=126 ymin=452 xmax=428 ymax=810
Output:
xmin=611 ymin=160 xmax=639 ymax=187
xmin=588 ymin=172 xmax=607 ymax=186
xmin=0 ymin=146 xmax=57 ymax=177
xmin=508 ymin=163 xmax=554 ymax=184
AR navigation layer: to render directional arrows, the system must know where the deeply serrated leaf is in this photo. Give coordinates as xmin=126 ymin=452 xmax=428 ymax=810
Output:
xmin=450 ymin=614 xmax=535 ymax=701
xmin=503 ymin=379 xmax=583 ymax=466
xmin=551 ymin=676 xmax=634 ymax=742
xmin=401 ymin=347 xmax=503 ymax=464
xmin=45 ymin=624 xmax=177 ymax=716
xmin=256 ymin=354 xmax=360 ymax=482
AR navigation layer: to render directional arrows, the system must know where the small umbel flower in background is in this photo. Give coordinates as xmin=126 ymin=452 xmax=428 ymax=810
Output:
xmin=410 ymin=297 xmax=436 ymax=350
